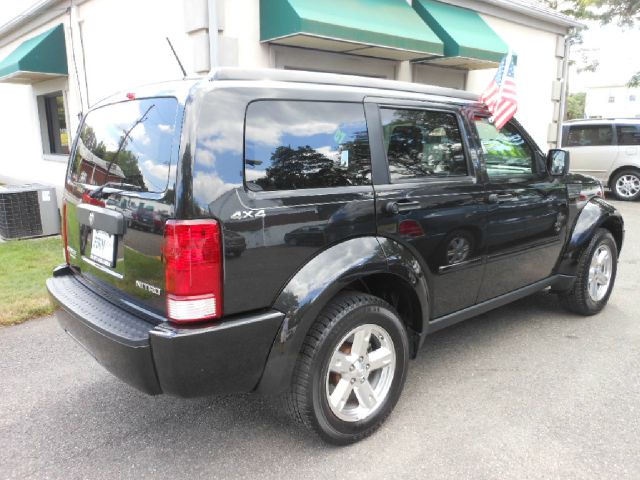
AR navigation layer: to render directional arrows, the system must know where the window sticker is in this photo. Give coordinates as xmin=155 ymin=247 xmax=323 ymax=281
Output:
xmin=334 ymin=128 xmax=346 ymax=145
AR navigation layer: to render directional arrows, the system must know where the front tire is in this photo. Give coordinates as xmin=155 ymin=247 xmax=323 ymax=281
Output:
xmin=286 ymin=292 xmax=409 ymax=445
xmin=560 ymin=228 xmax=617 ymax=315
xmin=611 ymin=169 xmax=640 ymax=201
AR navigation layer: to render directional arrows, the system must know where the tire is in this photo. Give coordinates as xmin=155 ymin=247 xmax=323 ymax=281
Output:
xmin=559 ymin=228 xmax=617 ymax=315
xmin=285 ymin=292 xmax=409 ymax=445
xmin=611 ymin=169 xmax=640 ymax=201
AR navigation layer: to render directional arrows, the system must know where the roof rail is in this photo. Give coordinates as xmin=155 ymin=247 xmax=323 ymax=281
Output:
xmin=209 ymin=67 xmax=479 ymax=102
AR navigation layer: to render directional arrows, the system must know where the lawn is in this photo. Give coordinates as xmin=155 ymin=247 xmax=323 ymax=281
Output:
xmin=0 ymin=236 xmax=63 ymax=326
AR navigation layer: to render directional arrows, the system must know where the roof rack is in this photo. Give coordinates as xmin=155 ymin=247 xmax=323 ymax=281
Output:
xmin=209 ymin=67 xmax=479 ymax=102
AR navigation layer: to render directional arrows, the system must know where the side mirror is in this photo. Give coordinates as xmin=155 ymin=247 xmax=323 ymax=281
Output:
xmin=547 ymin=149 xmax=570 ymax=177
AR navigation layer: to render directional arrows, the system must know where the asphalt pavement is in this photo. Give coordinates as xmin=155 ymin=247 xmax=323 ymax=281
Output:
xmin=1 ymin=199 xmax=639 ymax=480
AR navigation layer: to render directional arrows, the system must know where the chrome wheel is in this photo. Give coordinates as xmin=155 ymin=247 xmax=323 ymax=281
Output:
xmin=447 ymin=236 xmax=471 ymax=264
xmin=588 ymin=244 xmax=613 ymax=302
xmin=615 ymin=174 xmax=640 ymax=199
xmin=325 ymin=323 xmax=396 ymax=422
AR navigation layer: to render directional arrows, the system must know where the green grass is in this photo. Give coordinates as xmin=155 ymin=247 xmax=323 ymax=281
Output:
xmin=0 ymin=236 xmax=63 ymax=326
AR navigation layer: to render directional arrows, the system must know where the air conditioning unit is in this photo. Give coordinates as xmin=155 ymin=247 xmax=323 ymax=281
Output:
xmin=0 ymin=184 xmax=60 ymax=240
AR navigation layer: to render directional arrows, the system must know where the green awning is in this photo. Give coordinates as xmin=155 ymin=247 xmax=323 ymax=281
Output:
xmin=412 ymin=0 xmax=511 ymax=69
xmin=260 ymin=0 xmax=444 ymax=61
xmin=0 ymin=24 xmax=68 ymax=84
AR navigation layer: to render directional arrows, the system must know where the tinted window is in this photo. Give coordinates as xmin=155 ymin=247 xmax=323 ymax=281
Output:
xmin=69 ymin=98 xmax=178 ymax=192
xmin=474 ymin=119 xmax=536 ymax=177
xmin=244 ymin=101 xmax=371 ymax=191
xmin=566 ymin=125 xmax=614 ymax=147
xmin=381 ymin=108 xmax=467 ymax=182
xmin=616 ymin=125 xmax=640 ymax=146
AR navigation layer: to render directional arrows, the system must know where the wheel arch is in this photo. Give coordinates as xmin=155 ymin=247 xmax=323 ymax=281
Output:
xmin=608 ymin=165 xmax=640 ymax=189
xmin=556 ymin=198 xmax=624 ymax=277
xmin=255 ymin=236 xmax=429 ymax=394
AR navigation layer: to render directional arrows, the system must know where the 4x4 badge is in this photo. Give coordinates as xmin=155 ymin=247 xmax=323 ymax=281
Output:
xmin=230 ymin=209 xmax=266 ymax=220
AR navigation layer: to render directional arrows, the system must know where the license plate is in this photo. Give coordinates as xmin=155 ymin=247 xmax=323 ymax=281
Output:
xmin=90 ymin=229 xmax=116 ymax=267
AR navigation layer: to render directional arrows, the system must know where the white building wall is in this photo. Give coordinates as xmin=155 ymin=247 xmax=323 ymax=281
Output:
xmin=466 ymin=14 xmax=559 ymax=149
xmin=585 ymin=86 xmax=640 ymax=119
xmin=0 ymin=0 xmax=193 ymax=202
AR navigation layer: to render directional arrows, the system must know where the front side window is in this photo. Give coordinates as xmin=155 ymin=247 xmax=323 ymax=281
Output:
xmin=39 ymin=91 xmax=69 ymax=155
xmin=566 ymin=125 xmax=614 ymax=147
xmin=244 ymin=101 xmax=371 ymax=191
xmin=381 ymin=108 xmax=467 ymax=182
xmin=474 ymin=119 xmax=536 ymax=178
xmin=69 ymin=97 xmax=178 ymax=193
xmin=616 ymin=125 xmax=640 ymax=145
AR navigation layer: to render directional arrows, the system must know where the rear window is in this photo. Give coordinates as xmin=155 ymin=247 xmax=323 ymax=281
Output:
xmin=68 ymin=97 xmax=178 ymax=193
xmin=566 ymin=125 xmax=613 ymax=147
xmin=244 ymin=101 xmax=371 ymax=191
xmin=616 ymin=125 xmax=640 ymax=146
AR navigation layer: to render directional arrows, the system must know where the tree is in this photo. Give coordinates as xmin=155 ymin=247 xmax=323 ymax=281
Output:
xmin=566 ymin=92 xmax=586 ymax=119
xmin=543 ymin=1 xmax=640 ymax=84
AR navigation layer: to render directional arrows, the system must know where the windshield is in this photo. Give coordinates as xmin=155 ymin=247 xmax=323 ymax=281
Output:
xmin=68 ymin=97 xmax=178 ymax=193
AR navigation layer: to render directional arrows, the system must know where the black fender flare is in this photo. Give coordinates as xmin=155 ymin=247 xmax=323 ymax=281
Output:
xmin=555 ymin=198 xmax=624 ymax=280
xmin=255 ymin=236 xmax=429 ymax=394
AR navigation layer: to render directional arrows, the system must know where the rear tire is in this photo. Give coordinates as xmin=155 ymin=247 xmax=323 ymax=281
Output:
xmin=285 ymin=292 xmax=409 ymax=445
xmin=611 ymin=169 xmax=640 ymax=201
xmin=559 ymin=228 xmax=617 ymax=315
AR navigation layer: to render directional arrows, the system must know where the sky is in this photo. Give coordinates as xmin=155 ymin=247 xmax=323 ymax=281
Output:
xmin=0 ymin=0 xmax=638 ymax=94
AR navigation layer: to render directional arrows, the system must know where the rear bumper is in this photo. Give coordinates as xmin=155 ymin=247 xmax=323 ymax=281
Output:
xmin=47 ymin=267 xmax=284 ymax=397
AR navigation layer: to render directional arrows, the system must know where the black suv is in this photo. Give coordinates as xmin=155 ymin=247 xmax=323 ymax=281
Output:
xmin=48 ymin=68 xmax=624 ymax=445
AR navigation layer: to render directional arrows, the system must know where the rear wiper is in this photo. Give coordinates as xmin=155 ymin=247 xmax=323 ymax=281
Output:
xmin=90 ymin=182 xmax=142 ymax=200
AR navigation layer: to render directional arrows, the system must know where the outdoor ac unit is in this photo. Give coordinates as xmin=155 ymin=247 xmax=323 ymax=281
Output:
xmin=0 ymin=184 xmax=60 ymax=240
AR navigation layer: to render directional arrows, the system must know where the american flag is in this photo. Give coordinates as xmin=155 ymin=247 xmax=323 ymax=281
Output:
xmin=479 ymin=53 xmax=517 ymax=130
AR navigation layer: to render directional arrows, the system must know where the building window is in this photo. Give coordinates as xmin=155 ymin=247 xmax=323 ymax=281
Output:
xmin=38 ymin=91 xmax=69 ymax=155
xmin=608 ymin=96 xmax=616 ymax=103
xmin=630 ymin=95 xmax=637 ymax=102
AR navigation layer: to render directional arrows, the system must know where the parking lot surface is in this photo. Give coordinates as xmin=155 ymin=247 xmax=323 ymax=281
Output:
xmin=1 ymin=200 xmax=638 ymax=480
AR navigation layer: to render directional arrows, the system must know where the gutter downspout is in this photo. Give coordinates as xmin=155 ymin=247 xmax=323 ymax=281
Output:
xmin=557 ymin=33 xmax=571 ymax=147
xmin=207 ymin=0 xmax=218 ymax=70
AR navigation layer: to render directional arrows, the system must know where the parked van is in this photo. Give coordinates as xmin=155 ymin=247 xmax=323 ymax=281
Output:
xmin=562 ymin=119 xmax=640 ymax=200
xmin=48 ymin=68 xmax=623 ymax=444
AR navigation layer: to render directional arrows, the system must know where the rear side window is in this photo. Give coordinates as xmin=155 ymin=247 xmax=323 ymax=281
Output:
xmin=244 ymin=101 xmax=371 ymax=191
xmin=69 ymin=97 xmax=178 ymax=193
xmin=566 ymin=125 xmax=614 ymax=147
xmin=380 ymin=108 xmax=467 ymax=182
xmin=616 ymin=125 xmax=640 ymax=146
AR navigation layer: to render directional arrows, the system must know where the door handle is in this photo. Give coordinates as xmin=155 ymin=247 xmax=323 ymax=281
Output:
xmin=383 ymin=200 xmax=421 ymax=215
xmin=488 ymin=193 xmax=514 ymax=203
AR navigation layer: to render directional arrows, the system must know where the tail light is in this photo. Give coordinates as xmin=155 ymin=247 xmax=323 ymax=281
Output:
xmin=163 ymin=219 xmax=223 ymax=323
xmin=62 ymin=201 xmax=70 ymax=264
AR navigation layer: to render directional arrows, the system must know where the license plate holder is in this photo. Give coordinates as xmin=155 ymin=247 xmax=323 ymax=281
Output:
xmin=90 ymin=229 xmax=116 ymax=268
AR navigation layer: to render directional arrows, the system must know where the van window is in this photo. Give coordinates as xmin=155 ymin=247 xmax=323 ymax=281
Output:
xmin=616 ymin=125 xmax=640 ymax=146
xmin=244 ymin=101 xmax=371 ymax=191
xmin=380 ymin=108 xmax=467 ymax=182
xmin=566 ymin=125 xmax=614 ymax=147
xmin=69 ymin=97 xmax=178 ymax=193
xmin=474 ymin=119 xmax=537 ymax=177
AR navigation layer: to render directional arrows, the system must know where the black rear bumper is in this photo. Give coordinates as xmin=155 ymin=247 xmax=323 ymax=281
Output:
xmin=47 ymin=267 xmax=284 ymax=397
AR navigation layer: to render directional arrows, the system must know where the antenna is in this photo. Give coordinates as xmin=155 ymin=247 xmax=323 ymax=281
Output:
xmin=166 ymin=37 xmax=187 ymax=78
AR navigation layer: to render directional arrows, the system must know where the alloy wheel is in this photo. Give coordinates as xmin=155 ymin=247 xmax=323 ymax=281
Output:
xmin=615 ymin=174 xmax=640 ymax=199
xmin=587 ymin=244 xmax=613 ymax=302
xmin=325 ymin=323 xmax=396 ymax=422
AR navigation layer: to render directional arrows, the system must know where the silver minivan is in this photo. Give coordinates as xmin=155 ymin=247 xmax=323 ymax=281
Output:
xmin=562 ymin=119 xmax=640 ymax=200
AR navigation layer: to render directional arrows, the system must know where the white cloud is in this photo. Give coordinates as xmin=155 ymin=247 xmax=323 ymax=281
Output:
xmin=158 ymin=124 xmax=174 ymax=133
xmin=193 ymin=171 xmax=241 ymax=204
